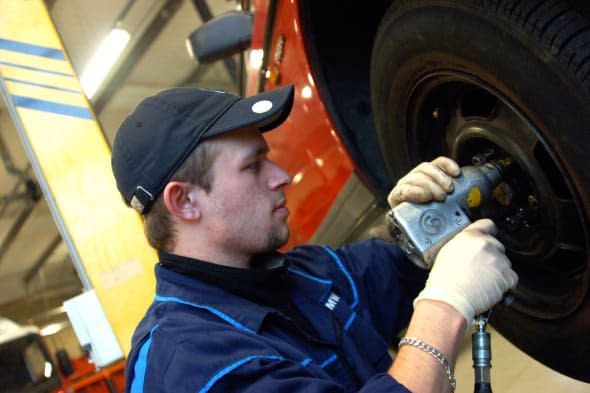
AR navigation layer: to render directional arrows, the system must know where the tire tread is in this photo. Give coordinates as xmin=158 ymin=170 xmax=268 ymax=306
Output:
xmin=493 ymin=0 xmax=590 ymax=95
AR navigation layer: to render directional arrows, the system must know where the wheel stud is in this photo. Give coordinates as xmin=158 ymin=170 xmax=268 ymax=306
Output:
xmin=528 ymin=195 xmax=539 ymax=210
xmin=506 ymin=208 xmax=526 ymax=230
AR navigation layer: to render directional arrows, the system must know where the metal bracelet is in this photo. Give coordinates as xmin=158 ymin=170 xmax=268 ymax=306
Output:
xmin=398 ymin=336 xmax=457 ymax=392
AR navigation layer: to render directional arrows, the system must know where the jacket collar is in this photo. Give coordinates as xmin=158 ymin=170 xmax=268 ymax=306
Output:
xmin=154 ymin=252 xmax=333 ymax=333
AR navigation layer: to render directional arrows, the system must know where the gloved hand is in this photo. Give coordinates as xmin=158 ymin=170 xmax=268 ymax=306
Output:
xmin=387 ymin=156 xmax=461 ymax=208
xmin=413 ymin=219 xmax=518 ymax=324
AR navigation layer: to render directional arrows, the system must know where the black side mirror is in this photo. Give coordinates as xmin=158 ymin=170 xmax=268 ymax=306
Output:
xmin=186 ymin=10 xmax=253 ymax=64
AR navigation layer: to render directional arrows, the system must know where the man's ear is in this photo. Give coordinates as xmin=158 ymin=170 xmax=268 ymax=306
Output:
xmin=162 ymin=181 xmax=201 ymax=221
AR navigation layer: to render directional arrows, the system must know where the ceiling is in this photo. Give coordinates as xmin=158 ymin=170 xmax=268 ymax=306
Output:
xmin=0 ymin=0 xmax=240 ymax=324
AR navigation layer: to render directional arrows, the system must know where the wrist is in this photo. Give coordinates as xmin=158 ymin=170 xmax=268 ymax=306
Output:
xmin=412 ymin=299 xmax=468 ymax=336
xmin=389 ymin=300 xmax=466 ymax=393
xmin=414 ymin=287 xmax=475 ymax=326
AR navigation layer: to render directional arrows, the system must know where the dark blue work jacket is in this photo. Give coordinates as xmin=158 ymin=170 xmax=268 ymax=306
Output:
xmin=126 ymin=239 xmax=427 ymax=392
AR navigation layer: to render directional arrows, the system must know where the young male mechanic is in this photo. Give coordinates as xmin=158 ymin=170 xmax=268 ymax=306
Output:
xmin=111 ymin=84 xmax=517 ymax=393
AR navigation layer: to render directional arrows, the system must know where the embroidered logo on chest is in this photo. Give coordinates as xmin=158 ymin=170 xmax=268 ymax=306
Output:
xmin=324 ymin=292 xmax=341 ymax=310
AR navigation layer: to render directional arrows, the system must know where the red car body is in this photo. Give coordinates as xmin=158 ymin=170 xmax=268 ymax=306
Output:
xmin=245 ymin=0 xmax=359 ymax=249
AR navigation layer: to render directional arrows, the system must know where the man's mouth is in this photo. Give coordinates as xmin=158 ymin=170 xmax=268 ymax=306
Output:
xmin=274 ymin=199 xmax=289 ymax=216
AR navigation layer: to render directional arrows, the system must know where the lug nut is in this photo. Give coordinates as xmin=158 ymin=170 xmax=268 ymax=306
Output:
xmin=492 ymin=183 xmax=513 ymax=206
xmin=506 ymin=208 xmax=526 ymax=230
xmin=527 ymin=195 xmax=538 ymax=210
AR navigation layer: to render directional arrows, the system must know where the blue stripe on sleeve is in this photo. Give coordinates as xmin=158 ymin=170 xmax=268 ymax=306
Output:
xmin=343 ymin=311 xmax=357 ymax=331
xmin=154 ymin=294 xmax=256 ymax=334
xmin=288 ymin=266 xmax=333 ymax=285
xmin=198 ymin=355 xmax=284 ymax=393
xmin=320 ymin=245 xmax=359 ymax=309
xmin=319 ymin=354 xmax=338 ymax=368
xmin=130 ymin=324 xmax=159 ymax=393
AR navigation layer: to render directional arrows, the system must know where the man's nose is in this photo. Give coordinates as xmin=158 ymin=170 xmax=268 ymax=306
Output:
xmin=268 ymin=161 xmax=291 ymax=190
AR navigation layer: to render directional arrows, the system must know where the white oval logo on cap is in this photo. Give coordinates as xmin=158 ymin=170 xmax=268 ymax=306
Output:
xmin=251 ymin=100 xmax=273 ymax=114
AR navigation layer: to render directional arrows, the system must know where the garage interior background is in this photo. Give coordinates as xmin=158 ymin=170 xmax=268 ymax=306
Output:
xmin=0 ymin=1 xmax=588 ymax=392
xmin=0 ymin=0 xmax=238 ymax=367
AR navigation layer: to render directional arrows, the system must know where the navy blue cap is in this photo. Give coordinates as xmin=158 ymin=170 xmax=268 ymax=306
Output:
xmin=111 ymin=84 xmax=294 ymax=214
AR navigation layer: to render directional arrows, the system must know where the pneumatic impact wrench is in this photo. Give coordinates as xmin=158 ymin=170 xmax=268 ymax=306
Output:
xmin=386 ymin=161 xmax=502 ymax=269
xmin=387 ymin=160 xmax=507 ymax=392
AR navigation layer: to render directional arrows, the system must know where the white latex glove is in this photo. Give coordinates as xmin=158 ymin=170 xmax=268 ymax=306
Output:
xmin=388 ymin=156 xmax=461 ymax=208
xmin=413 ymin=219 xmax=518 ymax=324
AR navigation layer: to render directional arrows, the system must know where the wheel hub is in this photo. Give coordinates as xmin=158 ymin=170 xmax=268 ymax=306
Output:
xmin=408 ymin=73 xmax=588 ymax=319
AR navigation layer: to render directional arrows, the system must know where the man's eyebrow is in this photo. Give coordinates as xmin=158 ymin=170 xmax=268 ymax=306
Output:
xmin=239 ymin=141 xmax=269 ymax=163
xmin=249 ymin=142 xmax=270 ymax=158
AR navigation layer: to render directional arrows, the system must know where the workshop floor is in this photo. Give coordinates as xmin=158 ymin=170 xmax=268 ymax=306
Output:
xmin=453 ymin=325 xmax=590 ymax=392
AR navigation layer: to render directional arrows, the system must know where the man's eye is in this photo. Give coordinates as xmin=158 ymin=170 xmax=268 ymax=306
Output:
xmin=247 ymin=161 xmax=260 ymax=171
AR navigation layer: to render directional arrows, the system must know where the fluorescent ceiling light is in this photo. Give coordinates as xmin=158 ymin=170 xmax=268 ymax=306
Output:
xmin=44 ymin=361 xmax=53 ymax=378
xmin=80 ymin=28 xmax=130 ymax=99
xmin=39 ymin=322 xmax=66 ymax=336
xmin=249 ymin=49 xmax=263 ymax=69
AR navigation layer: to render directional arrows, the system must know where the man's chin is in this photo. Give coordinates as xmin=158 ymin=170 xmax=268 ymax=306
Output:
xmin=268 ymin=227 xmax=289 ymax=250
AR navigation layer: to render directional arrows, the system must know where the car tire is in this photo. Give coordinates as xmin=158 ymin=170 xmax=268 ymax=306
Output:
xmin=371 ymin=0 xmax=590 ymax=382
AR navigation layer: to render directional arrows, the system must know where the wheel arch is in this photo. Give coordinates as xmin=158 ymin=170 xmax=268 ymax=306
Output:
xmin=297 ymin=0 xmax=395 ymax=201
xmin=297 ymin=0 xmax=590 ymax=199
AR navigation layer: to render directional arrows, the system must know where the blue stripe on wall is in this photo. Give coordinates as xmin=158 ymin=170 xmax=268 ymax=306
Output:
xmin=0 ymin=60 xmax=73 ymax=77
xmin=0 ymin=38 xmax=66 ymax=60
xmin=5 ymin=77 xmax=79 ymax=94
xmin=13 ymin=95 xmax=92 ymax=120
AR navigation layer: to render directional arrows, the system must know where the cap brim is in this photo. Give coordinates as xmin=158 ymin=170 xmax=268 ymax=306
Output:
xmin=205 ymin=84 xmax=294 ymax=138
